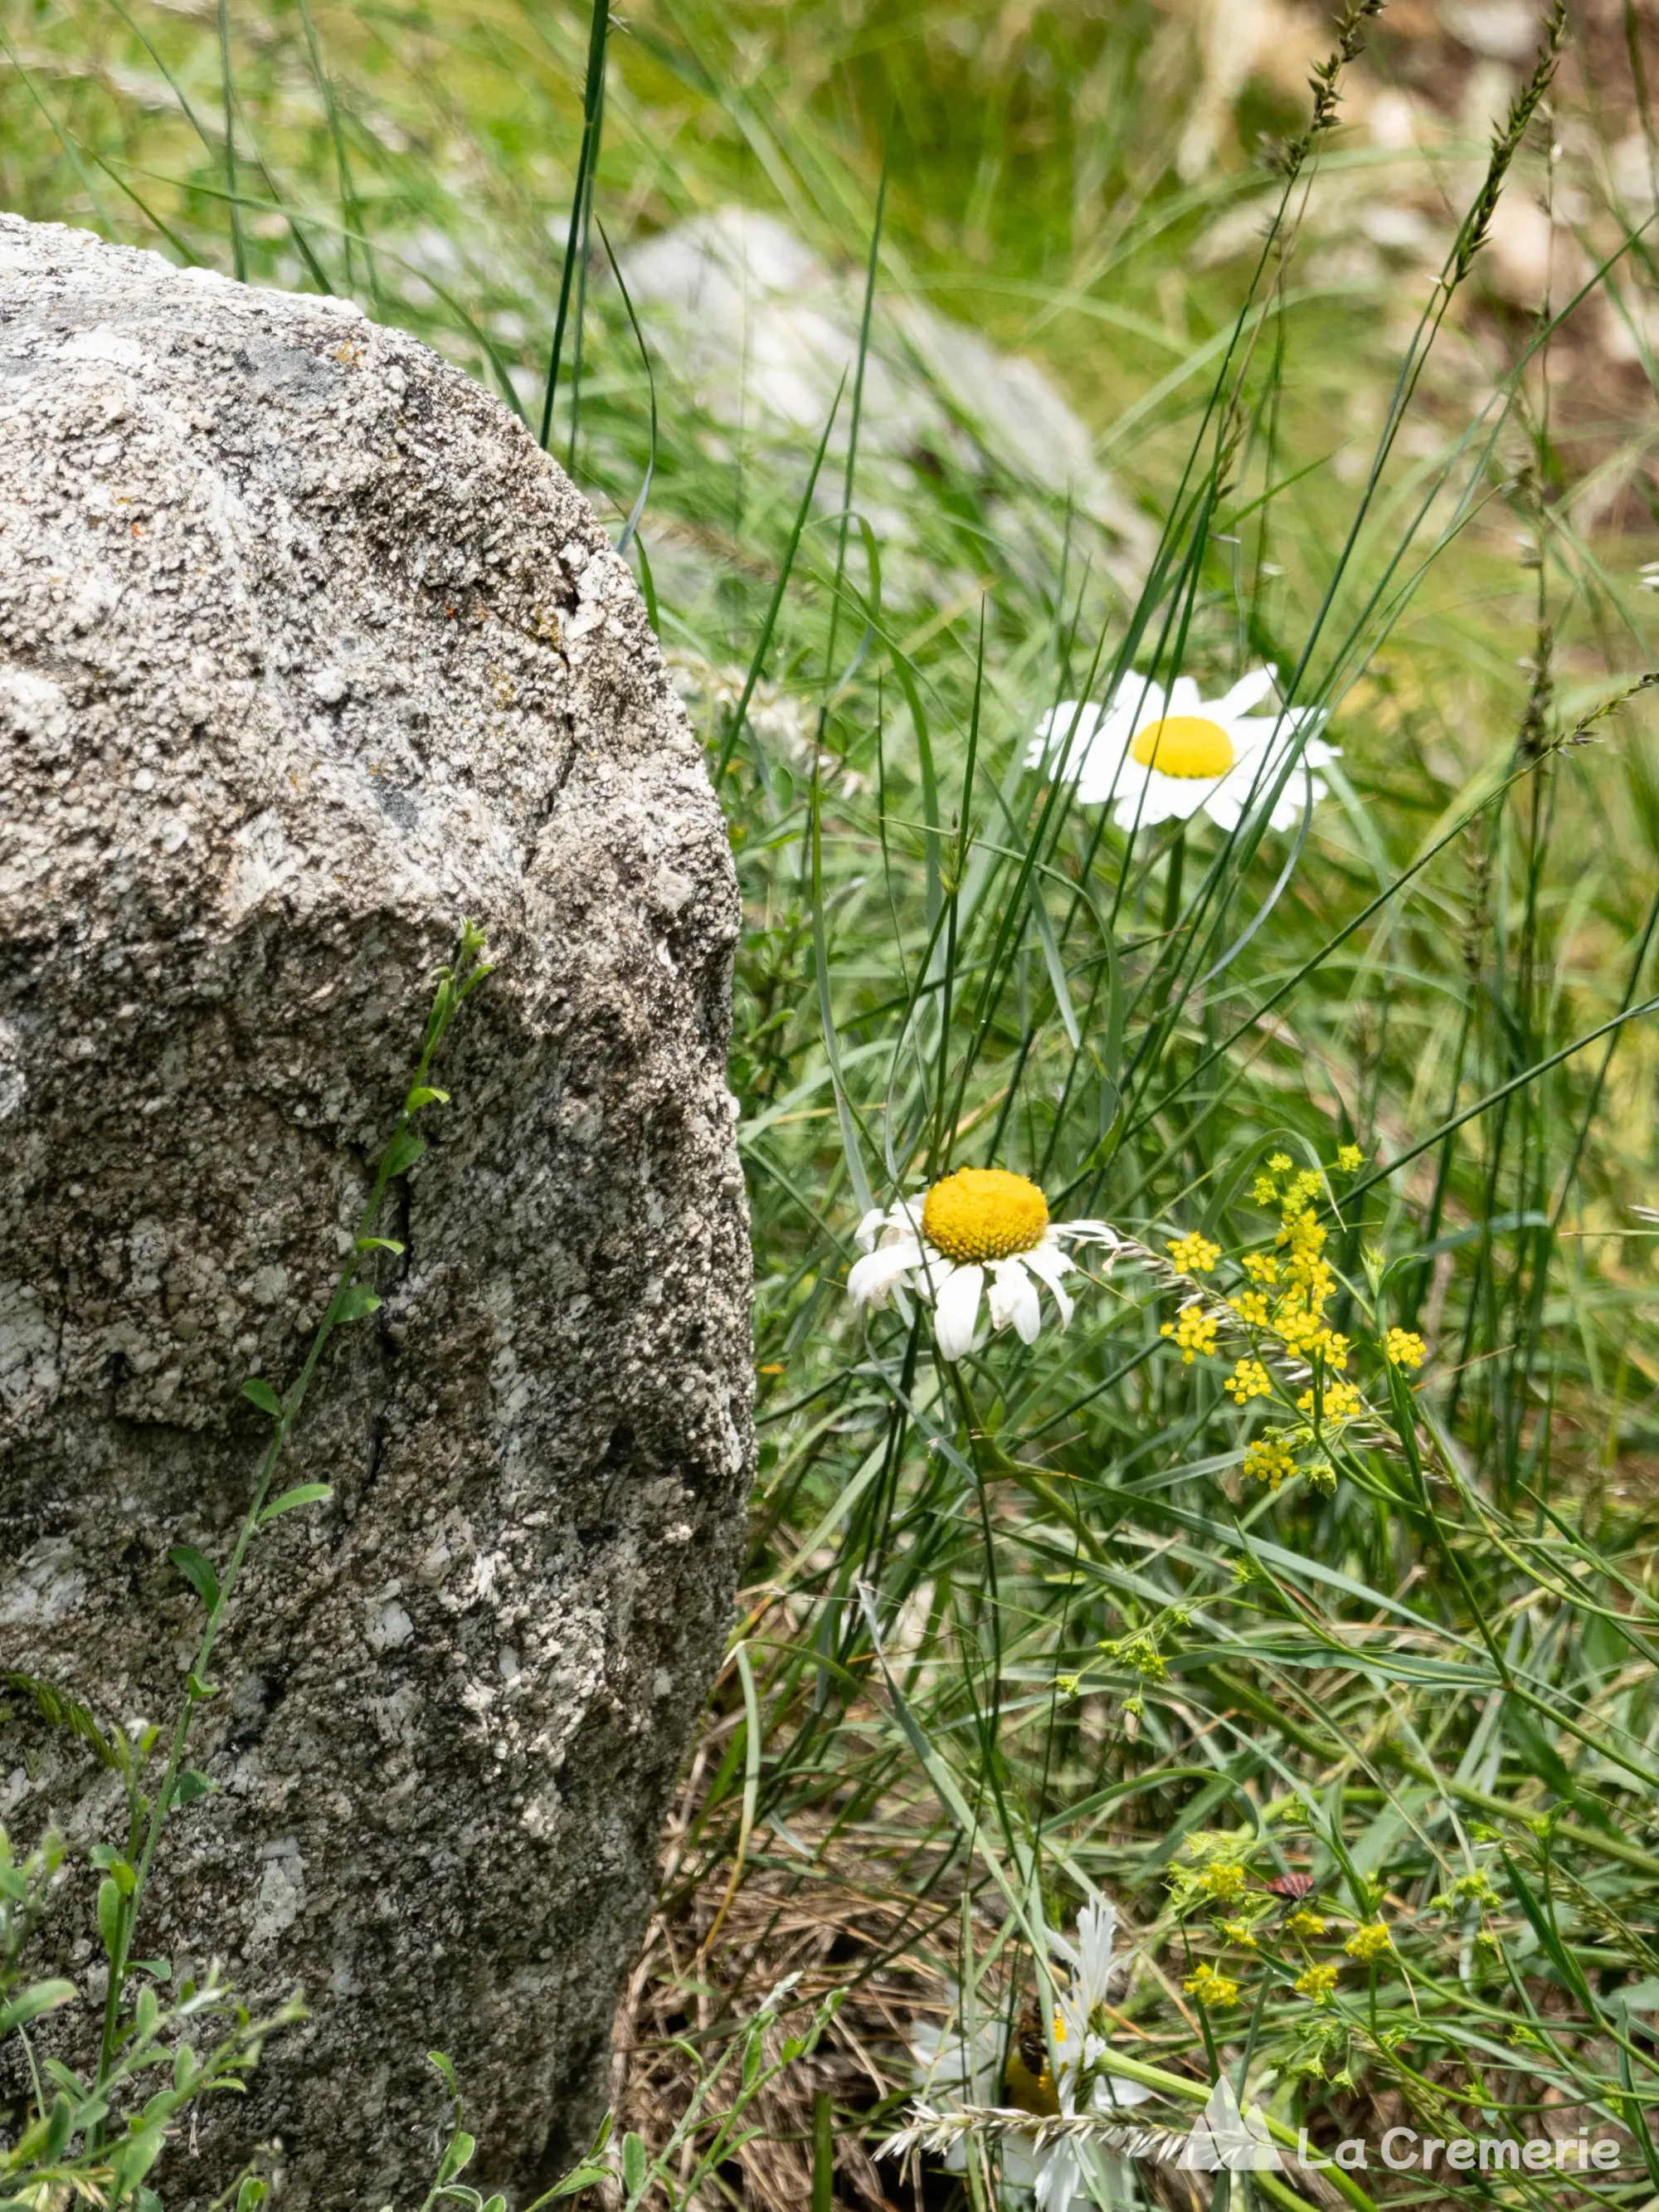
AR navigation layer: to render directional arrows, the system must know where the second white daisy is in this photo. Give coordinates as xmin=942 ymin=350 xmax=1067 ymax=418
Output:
xmin=1029 ymin=666 xmax=1336 ymax=833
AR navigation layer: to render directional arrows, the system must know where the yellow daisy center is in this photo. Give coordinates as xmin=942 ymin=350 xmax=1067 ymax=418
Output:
xmin=1130 ymin=714 xmax=1235 ymax=778
xmin=921 ymin=1168 xmax=1049 ymax=1264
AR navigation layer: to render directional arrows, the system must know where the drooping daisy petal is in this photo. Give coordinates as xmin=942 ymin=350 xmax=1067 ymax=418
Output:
xmin=988 ymin=1255 xmax=1043 ymax=1343
xmin=847 ymin=1237 xmax=925 ymax=1309
xmin=1054 ymin=1219 xmax=1121 ymax=1255
xmin=1022 ymin=1239 xmax=1075 ymax=1329
xmin=933 ymin=1263 xmax=985 ymax=1360
xmin=854 ymin=1206 xmax=891 ymax=1254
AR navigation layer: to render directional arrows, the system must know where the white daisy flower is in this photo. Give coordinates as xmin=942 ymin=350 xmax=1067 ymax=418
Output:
xmin=848 ymin=1168 xmax=1119 ymax=1361
xmin=907 ymin=1902 xmax=1155 ymax=2212
xmin=1029 ymin=665 xmax=1336 ymax=833
xmin=910 ymin=2012 xmax=1039 ymax=2180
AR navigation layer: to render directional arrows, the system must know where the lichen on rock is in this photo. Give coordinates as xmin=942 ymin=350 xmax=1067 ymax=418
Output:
xmin=0 ymin=213 xmax=752 ymax=2206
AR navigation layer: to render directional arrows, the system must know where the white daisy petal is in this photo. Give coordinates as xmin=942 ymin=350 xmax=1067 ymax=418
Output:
xmin=1165 ymin=674 xmax=1203 ymax=716
xmin=1023 ymin=1238 xmax=1075 ymax=1328
xmin=988 ymin=1255 xmax=1043 ymax=1342
xmin=846 ymin=1237 xmax=923 ymax=1309
xmin=1217 ymin=665 xmax=1278 ymax=717
xmin=1115 ymin=674 xmax=1173 ymax=724
xmin=1074 ymin=1898 xmax=1118 ymax=2009
xmin=1032 ymin=699 xmax=1104 ymax=773
xmin=932 ymin=1264 xmax=985 ymax=1360
xmin=1116 ymin=777 xmax=1209 ymax=829
xmin=854 ymin=1206 xmax=889 ymax=1254
xmin=1093 ymin=2073 xmax=1156 ymax=2112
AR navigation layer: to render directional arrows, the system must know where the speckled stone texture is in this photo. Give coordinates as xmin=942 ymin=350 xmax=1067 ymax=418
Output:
xmin=0 ymin=214 xmax=752 ymax=2205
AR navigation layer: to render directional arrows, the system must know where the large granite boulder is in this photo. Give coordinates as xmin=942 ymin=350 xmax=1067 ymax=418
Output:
xmin=0 ymin=214 xmax=752 ymax=2205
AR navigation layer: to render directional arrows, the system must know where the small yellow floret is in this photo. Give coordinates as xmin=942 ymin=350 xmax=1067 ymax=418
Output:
xmin=1199 ymin=1861 xmax=1248 ymax=1903
xmin=1285 ymin=1908 xmax=1325 ymax=1939
xmin=1184 ymin=1961 xmax=1240 ymax=2008
xmin=1219 ymin=1920 xmax=1258 ymax=1949
xmin=920 ymin=1167 xmax=1049 ymax=1264
xmin=1225 ymin=1357 xmax=1272 ymax=1405
xmin=1244 ymin=1435 xmax=1298 ymax=1492
xmin=1161 ymin=1305 xmax=1219 ymax=1364
xmin=1296 ymin=1378 xmax=1362 ymax=1423
xmin=1167 ymin=1230 xmax=1222 ymax=1275
xmin=1336 ymin=1144 xmax=1364 ymax=1172
xmin=1385 ymin=1327 xmax=1425 ymax=1371
xmin=1267 ymin=1154 xmax=1293 ymax=1174
xmin=1130 ymin=715 xmax=1236 ymax=778
xmin=1295 ymin=1963 xmax=1340 ymax=2005
xmin=1345 ymin=1922 xmax=1392 ymax=1962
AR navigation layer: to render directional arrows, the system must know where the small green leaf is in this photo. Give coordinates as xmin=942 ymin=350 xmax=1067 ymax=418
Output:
xmin=383 ymin=1127 xmax=426 ymax=1178
xmin=260 ymin=1482 xmax=333 ymax=1526
xmin=134 ymin=1985 xmax=158 ymax=2042
xmin=406 ymin=1086 xmax=450 ymax=1111
xmin=90 ymin=1850 xmax=135 ymax=1894
xmin=240 ymin=1378 xmax=284 ymax=1419
xmin=356 ymin=1235 xmax=405 ymax=1255
xmin=96 ymin=1877 xmax=123 ymax=1961
xmin=185 ymin=1673 xmax=219 ymax=1702
xmin=546 ymin=2169 xmax=610 ymax=2202
xmin=438 ymin=2130 xmax=477 ymax=2185
xmin=427 ymin=2050 xmax=460 ymax=2098
xmin=0 ymin=1979 xmax=77 ymax=2035
xmin=236 ymin=2180 xmax=269 ymax=2212
xmin=45 ymin=2091 xmax=73 ymax=2159
xmin=171 ymin=1770 xmax=214 ymax=1807
xmin=169 ymin=1544 xmax=220 ymax=1614
xmin=621 ymin=2132 xmax=648 ymax=2197
xmin=330 ymin=1283 xmax=382 ymax=1324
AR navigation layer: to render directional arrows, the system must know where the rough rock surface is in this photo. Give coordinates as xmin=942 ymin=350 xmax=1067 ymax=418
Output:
xmin=0 ymin=214 xmax=752 ymax=2205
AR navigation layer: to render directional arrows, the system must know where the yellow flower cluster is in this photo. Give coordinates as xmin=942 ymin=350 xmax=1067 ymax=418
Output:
xmin=1198 ymin=1861 xmax=1248 ymax=1903
xmin=1184 ymin=1962 xmax=1240 ymax=2008
xmin=1160 ymin=1304 xmax=1219 ymax=1364
xmin=1167 ymin=1230 xmax=1221 ymax=1275
xmin=1294 ymin=1963 xmax=1340 ymax=2005
xmin=1384 ymin=1327 xmax=1426 ymax=1370
xmin=1295 ymin=1377 xmax=1363 ymax=1424
xmin=1224 ymin=1357 xmax=1272 ymax=1405
xmin=1345 ymin=1922 xmax=1392 ymax=1962
xmin=1336 ymin=1143 xmax=1365 ymax=1172
xmin=1284 ymin=1908 xmax=1325 ymax=1939
xmin=1244 ymin=1435 xmax=1298 ymax=1492
xmin=1219 ymin=1920 xmax=1258 ymax=1949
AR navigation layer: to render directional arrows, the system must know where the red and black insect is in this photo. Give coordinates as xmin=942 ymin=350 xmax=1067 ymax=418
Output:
xmin=1265 ymin=1873 xmax=1316 ymax=1904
